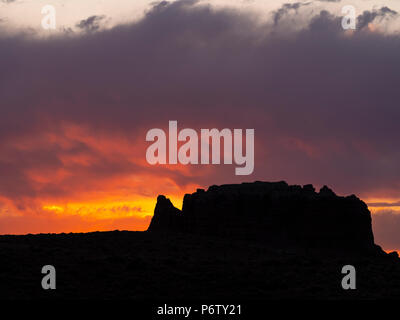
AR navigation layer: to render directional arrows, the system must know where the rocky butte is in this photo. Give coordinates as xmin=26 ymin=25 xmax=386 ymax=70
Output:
xmin=148 ymin=181 xmax=382 ymax=253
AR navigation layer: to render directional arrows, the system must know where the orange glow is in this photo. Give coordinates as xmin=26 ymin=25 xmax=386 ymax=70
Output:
xmin=369 ymin=206 xmax=400 ymax=214
xmin=0 ymin=192 xmax=189 ymax=235
xmin=383 ymin=249 xmax=399 ymax=255
xmin=0 ymin=122 xmax=203 ymax=235
xmin=368 ymin=23 xmax=377 ymax=32
xmin=41 ymin=195 xmax=184 ymax=220
xmin=365 ymin=197 xmax=400 ymax=215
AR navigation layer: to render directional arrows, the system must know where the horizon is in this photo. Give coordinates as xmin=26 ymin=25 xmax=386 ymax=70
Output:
xmin=0 ymin=180 xmax=395 ymax=255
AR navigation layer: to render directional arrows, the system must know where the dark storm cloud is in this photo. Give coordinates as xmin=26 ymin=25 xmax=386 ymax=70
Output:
xmin=0 ymin=0 xmax=400 ymax=202
xmin=357 ymin=6 xmax=398 ymax=29
xmin=273 ymin=2 xmax=311 ymax=26
xmin=76 ymin=15 xmax=106 ymax=32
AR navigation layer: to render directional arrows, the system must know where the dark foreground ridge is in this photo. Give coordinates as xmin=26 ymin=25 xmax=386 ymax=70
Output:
xmin=149 ymin=181 xmax=377 ymax=253
xmin=1 ymin=181 xmax=400 ymax=300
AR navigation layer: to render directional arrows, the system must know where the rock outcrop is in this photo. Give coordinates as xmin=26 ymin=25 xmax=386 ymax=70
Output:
xmin=148 ymin=195 xmax=183 ymax=232
xmin=147 ymin=181 xmax=377 ymax=252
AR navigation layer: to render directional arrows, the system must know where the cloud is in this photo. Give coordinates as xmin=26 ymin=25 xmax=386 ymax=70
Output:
xmin=0 ymin=0 xmax=400 ymax=235
xmin=76 ymin=15 xmax=107 ymax=32
xmin=273 ymin=2 xmax=312 ymax=26
xmin=357 ymin=6 xmax=398 ymax=30
xmin=368 ymin=202 xmax=400 ymax=208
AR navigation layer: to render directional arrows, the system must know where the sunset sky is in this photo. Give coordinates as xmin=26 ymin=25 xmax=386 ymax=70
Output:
xmin=1 ymin=0 xmax=400 ymax=250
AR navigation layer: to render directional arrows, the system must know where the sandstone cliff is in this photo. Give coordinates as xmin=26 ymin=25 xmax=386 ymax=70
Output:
xmin=148 ymin=181 xmax=377 ymax=252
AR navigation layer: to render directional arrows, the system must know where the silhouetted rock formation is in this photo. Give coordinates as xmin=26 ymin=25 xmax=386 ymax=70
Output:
xmin=149 ymin=195 xmax=183 ymax=232
xmin=0 ymin=182 xmax=398 ymax=300
xmin=148 ymin=181 xmax=377 ymax=252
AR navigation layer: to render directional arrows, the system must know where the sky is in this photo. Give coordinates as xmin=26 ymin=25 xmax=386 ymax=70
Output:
xmin=0 ymin=0 xmax=400 ymax=250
